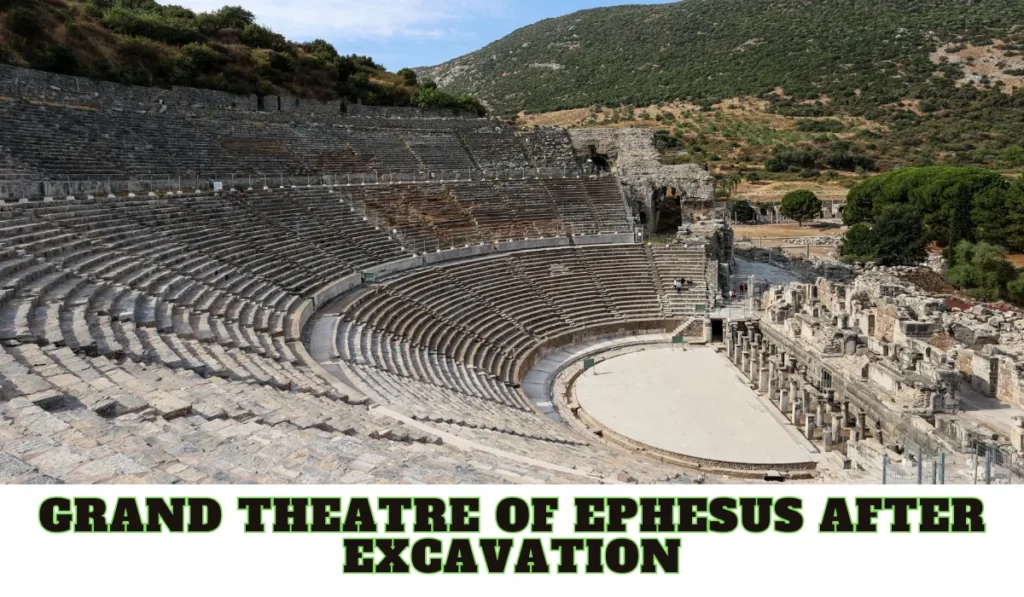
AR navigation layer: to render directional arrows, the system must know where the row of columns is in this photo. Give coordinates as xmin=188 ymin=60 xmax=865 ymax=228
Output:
xmin=726 ymin=321 xmax=877 ymax=455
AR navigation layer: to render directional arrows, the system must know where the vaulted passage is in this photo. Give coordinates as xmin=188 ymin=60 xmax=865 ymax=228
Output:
xmin=652 ymin=186 xmax=684 ymax=234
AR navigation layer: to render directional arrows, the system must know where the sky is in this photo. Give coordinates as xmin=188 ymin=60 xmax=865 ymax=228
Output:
xmin=170 ymin=0 xmax=676 ymax=70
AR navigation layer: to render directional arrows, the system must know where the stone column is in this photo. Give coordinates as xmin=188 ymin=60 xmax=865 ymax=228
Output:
xmin=741 ymin=351 xmax=751 ymax=380
xmin=791 ymin=400 xmax=800 ymax=425
xmin=789 ymin=379 xmax=799 ymax=405
xmin=767 ymin=362 xmax=779 ymax=401
xmin=759 ymin=366 xmax=769 ymax=392
xmin=841 ymin=401 xmax=851 ymax=427
xmin=815 ymin=400 xmax=824 ymax=427
xmin=857 ymin=412 xmax=867 ymax=435
xmin=831 ymin=414 xmax=843 ymax=443
xmin=823 ymin=427 xmax=833 ymax=452
xmin=805 ymin=414 xmax=816 ymax=440
xmin=780 ymin=389 xmax=790 ymax=413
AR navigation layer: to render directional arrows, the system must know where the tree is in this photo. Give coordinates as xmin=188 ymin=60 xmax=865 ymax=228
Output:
xmin=718 ymin=172 xmax=742 ymax=198
xmin=779 ymin=190 xmax=822 ymax=226
xmin=947 ymin=241 xmax=1018 ymax=301
xmin=1000 ymin=145 xmax=1024 ymax=167
xmin=973 ymin=176 xmax=1024 ymax=252
xmin=396 ymin=68 xmax=418 ymax=85
xmin=840 ymin=222 xmax=875 ymax=262
xmin=1007 ymin=273 xmax=1024 ymax=305
xmin=872 ymin=205 xmax=928 ymax=266
xmin=843 ymin=166 xmax=1004 ymax=244
xmin=730 ymin=200 xmax=756 ymax=223
xmin=946 ymin=182 xmax=975 ymax=263
xmin=303 ymin=39 xmax=340 ymax=64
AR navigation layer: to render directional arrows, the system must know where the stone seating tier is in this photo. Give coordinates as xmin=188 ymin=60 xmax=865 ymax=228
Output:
xmin=0 ymin=188 xmax=699 ymax=484
xmin=0 ymin=99 xmax=581 ymax=184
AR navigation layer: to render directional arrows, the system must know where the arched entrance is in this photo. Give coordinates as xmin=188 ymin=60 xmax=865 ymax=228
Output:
xmin=652 ymin=186 xmax=685 ymax=235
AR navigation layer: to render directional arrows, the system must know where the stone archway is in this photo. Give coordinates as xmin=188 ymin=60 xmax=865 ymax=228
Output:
xmin=651 ymin=185 xmax=685 ymax=235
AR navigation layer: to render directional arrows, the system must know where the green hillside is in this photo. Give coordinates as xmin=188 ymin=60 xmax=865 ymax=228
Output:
xmin=0 ymin=0 xmax=483 ymax=112
xmin=419 ymin=0 xmax=1024 ymax=168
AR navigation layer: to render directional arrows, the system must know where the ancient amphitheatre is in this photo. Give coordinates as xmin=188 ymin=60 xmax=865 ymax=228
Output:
xmin=1 ymin=62 xmax=1022 ymax=486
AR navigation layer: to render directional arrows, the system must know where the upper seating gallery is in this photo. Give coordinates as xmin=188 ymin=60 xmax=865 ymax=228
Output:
xmin=0 ymin=65 xmax=579 ymax=182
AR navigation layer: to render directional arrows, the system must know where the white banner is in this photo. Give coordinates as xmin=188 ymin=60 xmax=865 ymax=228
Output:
xmin=0 ymin=484 xmax=1007 ymax=595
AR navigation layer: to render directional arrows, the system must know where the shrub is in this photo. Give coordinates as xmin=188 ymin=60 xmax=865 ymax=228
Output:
xmin=196 ymin=5 xmax=253 ymax=34
xmin=304 ymin=39 xmax=340 ymax=64
xmin=83 ymin=1 xmax=104 ymax=19
xmin=6 ymin=6 xmax=43 ymax=37
xmin=653 ymin=129 xmax=681 ymax=150
xmin=32 ymin=46 xmax=79 ymax=75
xmin=102 ymin=7 xmax=202 ymax=45
xmin=796 ymin=119 xmax=844 ymax=133
xmin=268 ymin=51 xmax=294 ymax=73
xmin=1007 ymin=274 xmax=1024 ymax=304
xmin=116 ymin=35 xmax=163 ymax=61
xmin=396 ymin=68 xmax=417 ymax=85
xmin=181 ymin=42 xmax=221 ymax=72
xmin=241 ymin=23 xmax=287 ymax=51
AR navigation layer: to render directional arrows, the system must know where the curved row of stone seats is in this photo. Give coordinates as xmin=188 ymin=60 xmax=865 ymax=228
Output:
xmin=0 ymin=148 xmax=41 ymax=181
xmin=323 ymin=245 xmax=706 ymax=481
xmin=334 ymin=178 xmax=632 ymax=250
xmin=336 ymin=245 xmax=711 ymax=387
xmin=516 ymin=129 xmax=579 ymax=170
xmin=439 ymin=181 xmax=558 ymax=240
xmin=0 ymin=192 xmax=411 ymax=403
xmin=460 ymin=130 xmax=533 ymax=169
xmin=0 ymin=191 xmax=587 ymax=483
xmin=403 ymin=132 xmax=477 ymax=172
xmin=341 ymin=185 xmax=483 ymax=250
xmin=0 ymin=344 xmax=592 ymax=483
xmin=338 ymin=360 xmax=579 ymax=443
xmin=0 ymin=98 xmax=580 ymax=182
xmin=232 ymin=189 xmax=408 ymax=269
xmin=427 ymin=420 xmax=685 ymax=483
xmin=582 ymin=178 xmax=634 ymax=230
xmin=0 ymin=236 xmax=325 ymax=398
xmin=648 ymin=244 xmax=713 ymax=315
xmin=332 ymin=346 xmax=686 ymax=483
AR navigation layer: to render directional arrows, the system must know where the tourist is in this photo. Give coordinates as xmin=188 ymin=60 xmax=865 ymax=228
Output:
xmin=674 ymin=279 xmax=683 ymax=294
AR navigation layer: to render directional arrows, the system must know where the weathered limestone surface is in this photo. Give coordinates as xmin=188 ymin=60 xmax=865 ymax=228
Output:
xmin=751 ymin=260 xmax=1024 ymax=462
xmin=567 ymin=128 xmax=716 ymax=229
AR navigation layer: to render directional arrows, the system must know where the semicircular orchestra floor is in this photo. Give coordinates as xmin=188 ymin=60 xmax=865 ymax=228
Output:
xmin=574 ymin=346 xmax=815 ymax=467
